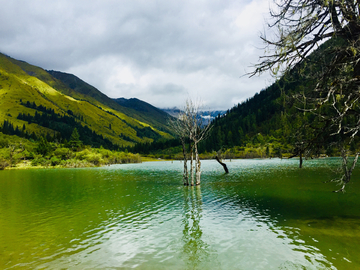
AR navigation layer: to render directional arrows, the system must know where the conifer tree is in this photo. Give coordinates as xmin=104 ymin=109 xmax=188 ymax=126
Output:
xmin=69 ymin=128 xmax=82 ymax=150
xmin=36 ymin=137 xmax=52 ymax=156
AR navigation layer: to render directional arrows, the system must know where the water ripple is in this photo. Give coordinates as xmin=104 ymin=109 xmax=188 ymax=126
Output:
xmin=1 ymin=159 xmax=359 ymax=269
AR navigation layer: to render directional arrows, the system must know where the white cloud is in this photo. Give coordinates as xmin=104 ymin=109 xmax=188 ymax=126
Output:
xmin=0 ymin=0 xmax=274 ymax=110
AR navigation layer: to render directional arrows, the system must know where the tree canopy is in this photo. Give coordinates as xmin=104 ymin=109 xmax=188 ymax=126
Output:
xmin=253 ymin=0 xmax=360 ymax=191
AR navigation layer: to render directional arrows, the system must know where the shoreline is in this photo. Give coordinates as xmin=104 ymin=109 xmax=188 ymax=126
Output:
xmin=1 ymin=156 xmax=172 ymax=170
xmin=2 ymin=156 xmax=338 ymax=171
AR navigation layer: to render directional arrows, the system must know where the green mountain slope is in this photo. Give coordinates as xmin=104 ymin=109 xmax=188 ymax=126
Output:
xmin=113 ymin=97 xmax=172 ymax=129
xmin=200 ymin=38 xmax=340 ymax=155
xmin=0 ymin=53 xmax=172 ymax=148
xmin=47 ymin=70 xmax=173 ymax=133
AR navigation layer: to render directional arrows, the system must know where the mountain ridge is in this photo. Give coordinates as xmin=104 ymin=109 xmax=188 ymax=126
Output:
xmin=0 ymin=52 xmax=173 ymax=148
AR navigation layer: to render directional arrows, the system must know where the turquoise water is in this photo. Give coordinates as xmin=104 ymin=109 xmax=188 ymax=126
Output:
xmin=0 ymin=158 xmax=360 ymax=269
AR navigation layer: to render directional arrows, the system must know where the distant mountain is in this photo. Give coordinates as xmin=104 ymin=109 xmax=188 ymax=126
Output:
xmin=0 ymin=52 xmax=172 ymax=148
xmin=47 ymin=70 xmax=119 ymax=106
xmin=113 ymin=98 xmax=174 ymax=131
xmin=161 ymin=108 xmax=182 ymax=118
xmin=161 ymin=108 xmax=226 ymax=126
xmin=199 ymin=110 xmax=227 ymax=125
xmin=47 ymin=71 xmax=172 ymax=134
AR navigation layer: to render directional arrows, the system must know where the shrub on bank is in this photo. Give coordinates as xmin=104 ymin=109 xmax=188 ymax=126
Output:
xmin=53 ymin=147 xmax=73 ymax=160
xmin=31 ymin=157 xmax=50 ymax=167
xmin=0 ymin=157 xmax=9 ymax=170
xmin=50 ymin=156 xmax=61 ymax=166
xmin=60 ymin=159 xmax=93 ymax=168
xmin=84 ymin=152 xmax=103 ymax=166
xmin=0 ymin=133 xmax=143 ymax=169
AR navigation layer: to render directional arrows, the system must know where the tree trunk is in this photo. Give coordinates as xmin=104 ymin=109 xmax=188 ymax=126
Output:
xmin=190 ymin=143 xmax=195 ymax=186
xmin=195 ymin=143 xmax=201 ymax=185
xmin=215 ymin=156 xmax=229 ymax=173
xmin=299 ymin=151 xmax=303 ymax=169
xmin=182 ymin=141 xmax=189 ymax=185
xmin=343 ymin=151 xmax=359 ymax=183
xmin=334 ymin=150 xmax=359 ymax=192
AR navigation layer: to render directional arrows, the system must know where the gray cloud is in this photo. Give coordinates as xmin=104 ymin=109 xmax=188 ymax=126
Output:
xmin=0 ymin=0 xmax=273 ymax=110
xmin=150 ymin=83 xmax=186 ymax=95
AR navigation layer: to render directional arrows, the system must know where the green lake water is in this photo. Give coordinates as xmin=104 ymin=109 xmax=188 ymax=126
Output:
xmin=1 ymin=158 xmax=360 ymax=269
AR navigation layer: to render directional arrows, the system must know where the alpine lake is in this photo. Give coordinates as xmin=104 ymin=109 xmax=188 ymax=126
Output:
xmin=1 ymin=158 xmax=360 ymax=270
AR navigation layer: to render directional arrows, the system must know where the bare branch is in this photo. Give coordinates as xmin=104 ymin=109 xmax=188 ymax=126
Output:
xmin=255 ymin=0 xmax=360 ymax=190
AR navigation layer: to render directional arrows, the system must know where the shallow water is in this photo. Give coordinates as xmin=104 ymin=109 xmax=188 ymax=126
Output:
xmin=1 ymin=158 xmax=360 ymax=269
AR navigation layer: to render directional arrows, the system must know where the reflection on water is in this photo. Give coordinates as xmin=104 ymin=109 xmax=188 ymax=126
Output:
xmin=0 ymin=159 xmax=360 ymax=269
xmin=181 ymin=186 xmax=218 ymax=270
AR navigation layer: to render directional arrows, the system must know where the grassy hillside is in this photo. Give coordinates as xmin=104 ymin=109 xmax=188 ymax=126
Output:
xmin=47 ymin=70 xmax=173 ymax=134
xmin=0 ymin=53 xmax=172 ymax=148
xmin=113 ymin=97 xmax=173 ymax=129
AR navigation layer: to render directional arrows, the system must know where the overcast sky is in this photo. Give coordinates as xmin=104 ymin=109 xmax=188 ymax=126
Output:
xmin=0 ymin=0 xmax=274 ymax=110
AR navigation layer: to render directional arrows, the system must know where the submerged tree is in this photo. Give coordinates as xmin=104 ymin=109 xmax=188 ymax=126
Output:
xmin=168 ymin=113 xmax=189 ymax=186
xmin=183 ymin=99 xmax=212 ymax=185
xmin=252 ymin=0 xmax=360 ymax=191
xmin=168 ymin=99 xmax=212 ymax=186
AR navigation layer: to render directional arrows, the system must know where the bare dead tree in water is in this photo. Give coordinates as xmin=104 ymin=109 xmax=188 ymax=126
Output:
xmin=168 ymin=99 xmax=212 ymax=186
xmin=323 ymin=144 xmax=360 ymax=192
xmin=215 ymin=156 xmax=229 ymax=174
xmin=184 ymin=100 xmax=212 ymax=185
xmin=168 ymin=114 xmax=189 ymax=186
xmin=335 ymin=148 xmax=359 ymax=192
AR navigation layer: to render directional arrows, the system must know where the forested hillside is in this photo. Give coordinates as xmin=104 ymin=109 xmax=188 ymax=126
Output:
xmin=0 ymin=52 xmax=173 ymax=149
xmin=113 ymin=97 xmax=172 ymax=131
xmin=200 ymin=37 xmax=359 ymax=159
xmin=2 ymin=36 xmax=357 ymax=163
xmin=132 ymin=38 xmax=359 ymax=160
xmin=201 ymin=82 xmax=284 ymax=152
